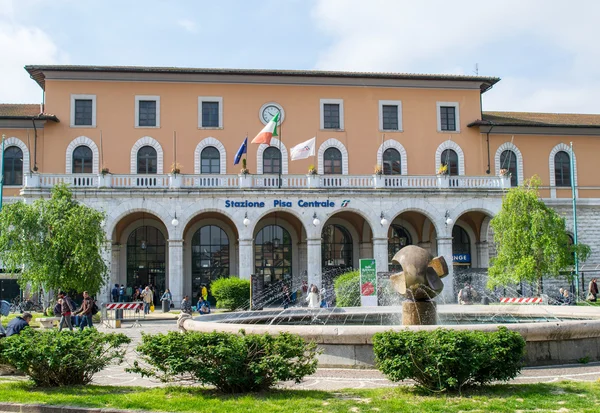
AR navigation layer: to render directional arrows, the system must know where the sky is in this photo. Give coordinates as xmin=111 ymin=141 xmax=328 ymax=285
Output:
xmin=1 ymin=0 xmax=600 ymax=114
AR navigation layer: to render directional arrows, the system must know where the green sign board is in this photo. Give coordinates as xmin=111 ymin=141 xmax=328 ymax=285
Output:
xmin=359 ymin=259 xmax=377 ymax=297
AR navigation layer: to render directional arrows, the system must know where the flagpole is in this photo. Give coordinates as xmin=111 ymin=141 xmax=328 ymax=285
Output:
xmin=570 ymin=141 xmax=579 ymax=302
xmin=278 ymin=109 xmax=282 ymax=189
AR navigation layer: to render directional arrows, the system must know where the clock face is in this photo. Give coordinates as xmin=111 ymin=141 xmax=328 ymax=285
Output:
xmin=259 ymin=102 xmax=285 ymax=125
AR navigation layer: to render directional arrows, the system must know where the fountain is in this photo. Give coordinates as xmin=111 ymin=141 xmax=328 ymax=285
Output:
xmin=178 ymin=246 xmax=600 ymax=368
xmin=388 ymin=245 xmax=448 ymax=325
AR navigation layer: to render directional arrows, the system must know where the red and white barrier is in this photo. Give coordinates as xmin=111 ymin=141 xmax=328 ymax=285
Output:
xmin=106 ymin=302 xmax=143 ymax=310
xmin=500 ymin=297 xmax=543 ymax=304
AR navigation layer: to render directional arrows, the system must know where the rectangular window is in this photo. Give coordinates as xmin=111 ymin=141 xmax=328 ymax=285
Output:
xmin=323 ymin=104 xmax=340 ymax=129
xmin=382 ymin=105 xmax=399 ymax=130
xmin=202 ymin=102 xmax=219 ymax=127
xmin=135 ymin=96 xmax=160 ymax=128
xmin=440 ymin=106 xmax=456 ymax=131
xmin=138 ymin=101 xmax=157 ymax=127
xmin=74 ymin=99 xmax=93 ymax=126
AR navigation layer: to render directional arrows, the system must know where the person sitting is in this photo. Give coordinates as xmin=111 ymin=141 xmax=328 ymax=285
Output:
xmin=562 ymin=290 xmax=575 ymax=306
xmin=6 ymin=312 xmax=33 ymax=337
xmin=181 ymin=295 xmax=192 ymax=315
xmin=556 ymin=288 xmax=565 ymax=305
xmin=197 ymin=297 xmax=211 ymax=315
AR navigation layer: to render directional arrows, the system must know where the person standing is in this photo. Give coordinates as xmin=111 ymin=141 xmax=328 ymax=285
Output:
xmin=119 ymin=284 xmax=126 ymax=302
xmin=588 ymin=278 xmax=598 ymax=302
xmin=282 ymin=284 xmax=291 ymax=309
xmin=306 ymin=285 xmax=320 ymax=309
xmin=160 ymin=289 xmax=173 ymax=310
xmin=111 ymin=283 xmax=119 ymax=303
xmin=57 ymin=292 xmax=75 ymax=331
xmin=141 ymin=286 xmax=153 ymax=315
xmin=5 ymin=312 xmax=32 ymax=336
xmin=201 ymin=284 xmax=208 ymax=301
xmin=77 ymin=291 xmax=94 ymax=330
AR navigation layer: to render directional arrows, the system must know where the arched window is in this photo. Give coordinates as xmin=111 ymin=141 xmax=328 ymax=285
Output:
xmin=3 ymin=146 xmax=23 ymax=186
xmin=263 ymin=147 xmax=281 ymax=174
xmin=255 ymin=225 xmax=292 ymax=286
xmin=72 ymin=145 xmax=93 ymax=174
xmin=324 ymin=147 xmax=342 ymax=175
xmin=192 ymin=225 xmax=229 ymax=294
xmin=500 ymin=150 xmax=518 ymax=186
xmin=200 ymin=146 xmax=220 ymax=174
xmin=452 ymin=226 xmax=471 ymax=268
xmin=554 ymin=151 xmax=571 ymax=187
xmin=137 ymin=146 xmax=157 ymax=174
xmin=321 ymin=224 xmax=353 ymax=270
xmin=388 ymin=225 xmax=412 ymax=271
xmin=441 ymin=149 xmax=458 ymax=176
xmin=126 ymin=226 xmax=166 ymax=294
xmin=383 ymin=148 xmax=401 ymax=175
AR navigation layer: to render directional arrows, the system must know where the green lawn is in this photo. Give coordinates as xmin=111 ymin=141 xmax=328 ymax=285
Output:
xmin=0 ymin=312 xmax=46 ymax=328
xmin=0 ymin=381 xmax=598 ymax=412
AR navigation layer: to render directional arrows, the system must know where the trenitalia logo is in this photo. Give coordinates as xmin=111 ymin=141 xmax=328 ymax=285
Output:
xmin=341 ymin=200 xmax=350 ymax=207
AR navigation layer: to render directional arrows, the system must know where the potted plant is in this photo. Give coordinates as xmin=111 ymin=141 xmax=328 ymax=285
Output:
xmin=436 ymin=164 xmax=449 ymax=188
xmin=307 ymin=164 xmax=319 ymax=188
xmin=499 ymin=168 xmax=511 ymax=188
xmin=170 ymin=162 xmax=182 ymax=175
xmin=239 ymin=158 xmax=252 ymax=188
xmin=98 ymin=167 xmax=112 ymax=188
xmin=499 ymin=168 xmax=509 ymax=176
xmin=373 ymin=164 xmax=385 ymax=188
xmin=436 ymin=164 xmax=448 ymax=176
xmin=374 ymin=164 xmax=383 ymax=175
xmin=101 ymin=167 xmax=110 ymax=175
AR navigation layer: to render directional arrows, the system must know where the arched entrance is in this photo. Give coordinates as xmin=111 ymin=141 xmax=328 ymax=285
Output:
xmin=452 ymin=225 xmax=471 ymax=268
xmin=255 ymin=224 xmax=292 ymax=286
xmin=388 ymin=225 xmax=412 ymax=272
xmin=321 ymin=224 xmax=353 ymax=271
xmin=126 ymin=226 xmax=166 ymax=292
xmin=191 ymin=225 xmax=230 ymax=292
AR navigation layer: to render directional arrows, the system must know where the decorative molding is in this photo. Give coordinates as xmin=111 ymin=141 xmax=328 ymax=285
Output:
xmin=3 ymin=137 xmax=30 ymax=184
xmin=130 ymin=136 xmax=164 ymax=174
xmin=435 ymin=140 xmax=465 ymax=175
xmin=194 ymin=137 xmax=227 ymax=174
xmin=65 ymin=136 xmax=100 ymax=174
xmin=317 ymin=138 xmax=349 ymax=175
xmin=549 ymin=143 xmax=577 ymax=198
xmin=256 ymin=138 xmax=288 ymax=175
xmin=494 ymin=142 xmax=524 ymax=186
xmin=376 ymin=139 xmax=408 ymax=175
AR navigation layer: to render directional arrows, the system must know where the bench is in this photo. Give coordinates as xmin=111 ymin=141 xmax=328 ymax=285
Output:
xmin=38 ymin=317 xmax=60 ymax=329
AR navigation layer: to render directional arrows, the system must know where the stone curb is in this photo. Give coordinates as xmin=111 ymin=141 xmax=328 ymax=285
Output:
xmin=0 ymin=403 xmax=167 ymax=413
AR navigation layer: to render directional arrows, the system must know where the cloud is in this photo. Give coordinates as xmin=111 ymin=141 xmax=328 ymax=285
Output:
xmin=0 ymin=1 xmax=68 ymax=103
xmin=177 ymin=19 xmax=197 ymax=34
xmin=312 ymin=0 xmax=600 ymax=113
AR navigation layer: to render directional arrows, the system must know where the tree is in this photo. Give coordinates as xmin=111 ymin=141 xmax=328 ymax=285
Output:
xmin=488 ymin=176 xmax=590 ymax=294
xmin=0 ymin=184 xmax=108 ymax=297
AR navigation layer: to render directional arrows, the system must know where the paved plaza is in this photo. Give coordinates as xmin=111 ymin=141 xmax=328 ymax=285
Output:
xmin=89 ymin=318 xmax=600 ymax=391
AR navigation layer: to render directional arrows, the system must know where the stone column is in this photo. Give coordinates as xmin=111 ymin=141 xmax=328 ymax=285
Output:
xmin=306 ymin=238 xmax=322 ymax=288
xmin=238 ymin=238 xmax=254 ymax=280
xmin=436 ymin=236 xmax=455 ymax=303
xmin=476 ymin=241 xmax=489 ymax=268
xmin=168 ymin=239 xmax=184 ymax=307
xmin=372 ymin=237 xmax=389 ymax=273
xmin=100 ymin=241 xmax=113 ymax=304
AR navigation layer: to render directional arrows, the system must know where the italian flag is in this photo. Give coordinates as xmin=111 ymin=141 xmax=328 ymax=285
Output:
xmin=251 ymin=112 xmax=279 ymax=145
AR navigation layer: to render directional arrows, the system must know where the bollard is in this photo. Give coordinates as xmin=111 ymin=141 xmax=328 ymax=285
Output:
xmin=115 ymin=308 xmax=123 ymax=320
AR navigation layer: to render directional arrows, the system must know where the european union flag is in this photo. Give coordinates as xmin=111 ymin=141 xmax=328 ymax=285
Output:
xmin=234 ymin=137 xmax=247 ymax=165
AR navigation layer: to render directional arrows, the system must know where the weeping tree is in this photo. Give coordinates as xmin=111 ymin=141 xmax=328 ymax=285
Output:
xmin=0 ymin=184 xmax=108 ymax=303
xmin=488 ymin=176 xmax=590 ymax=294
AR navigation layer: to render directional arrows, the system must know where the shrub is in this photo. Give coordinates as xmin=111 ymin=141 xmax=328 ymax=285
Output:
xmin=128 ymin=330 xmax=318 ymax=393
xmin=0 ymin=328 xmax=130 ymax=387
xmin=334 ymin=270 xmax=360 ymax=307
xmin=373 ymin=326 xmax=525 ymax=392
xmin=211 ymin=277 xmax=250 ymax=310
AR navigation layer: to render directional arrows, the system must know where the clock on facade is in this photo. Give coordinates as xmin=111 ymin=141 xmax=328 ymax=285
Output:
xmin=259 ymin=102 xmax=285 ymax=125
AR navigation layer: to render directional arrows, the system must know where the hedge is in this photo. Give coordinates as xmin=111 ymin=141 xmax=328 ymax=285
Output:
xmin=334 ymin=270 xmax=360 ymax=307
xmin=210 ymin=277 xmax=251 ymax=311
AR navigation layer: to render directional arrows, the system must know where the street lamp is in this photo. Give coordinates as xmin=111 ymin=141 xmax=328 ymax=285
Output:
xmin=445 ymin=210 xmax=453 ymax=227
xmin=380 ymin=212 xmax=388 ymax=226
xmin=243 ymin=212 xmax=250 ymax=227
xmin=312 ymin=212 xmax=320 ymax=226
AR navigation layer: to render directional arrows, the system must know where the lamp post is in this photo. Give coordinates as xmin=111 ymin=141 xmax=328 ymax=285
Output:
xmin=0 ymin=134 xmax=5 ymax=212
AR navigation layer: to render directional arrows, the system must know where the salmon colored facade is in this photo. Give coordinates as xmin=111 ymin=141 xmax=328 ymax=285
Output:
xmin=0 ymin=66 xmax=598 ymax=305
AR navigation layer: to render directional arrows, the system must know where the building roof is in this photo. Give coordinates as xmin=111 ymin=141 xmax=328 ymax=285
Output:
xmin=0 ymin=103 xmax=59 ymax=122
xmin=469 ymin=111 xmax=600 ymax=128
xmin=24 ymin=65 xmax=500 ymax=92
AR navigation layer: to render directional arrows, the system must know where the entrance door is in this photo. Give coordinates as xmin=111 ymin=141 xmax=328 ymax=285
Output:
xmin=127 ymin=226 xmax=166 ymax=297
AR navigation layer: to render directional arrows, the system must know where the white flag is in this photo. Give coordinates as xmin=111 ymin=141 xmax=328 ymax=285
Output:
xmin=290 ymin=137 xmax=316 ymax=161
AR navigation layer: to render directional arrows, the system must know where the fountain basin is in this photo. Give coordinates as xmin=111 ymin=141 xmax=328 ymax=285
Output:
xmin=180 ymin=305 xmax=600 ymax=368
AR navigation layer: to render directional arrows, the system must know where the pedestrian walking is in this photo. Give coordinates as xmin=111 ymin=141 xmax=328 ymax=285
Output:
xmin=306 ymin=285 xmax=320 ymax=309
xmin=161 ymin=289 xmax=173 ymax=310
xmin=57 ymin=292 xmax=75 ymax=331
xmin=588 ymin=278 xmax=598 ymax=302
xmin=76 ymin=291 xmax=94 ymax=330
xmin=141 ymin=286 xmax=153 ymax=315
xmin=282 ymin=284 xmax=291 ymax=309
